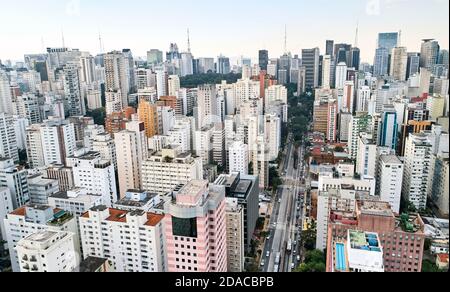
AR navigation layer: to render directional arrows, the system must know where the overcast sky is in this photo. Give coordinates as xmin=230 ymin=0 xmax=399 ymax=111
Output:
xmin=1 ymin=0 xmax=448 ymax=64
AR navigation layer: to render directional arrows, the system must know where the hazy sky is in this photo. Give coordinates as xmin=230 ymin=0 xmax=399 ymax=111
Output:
xmin=1 ymin=0 xmax=448 ymax=63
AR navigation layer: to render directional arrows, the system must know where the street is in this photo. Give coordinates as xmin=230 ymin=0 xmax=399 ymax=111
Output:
xmin=261 ymin=138 xmax=307 ymax=272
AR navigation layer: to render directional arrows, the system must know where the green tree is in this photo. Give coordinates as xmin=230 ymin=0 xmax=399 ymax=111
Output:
xmin=86 ymin=108 xmax=107 ymax=126
xmin=268 ymin=167 xmax=282 ymax=191
xmin=421 ymin=260 xmax=444 ymax=273
xmin=294 ymin=250 xmax=326 ymax=272
xmin=180 ymin=73 xmax=242 ymax=88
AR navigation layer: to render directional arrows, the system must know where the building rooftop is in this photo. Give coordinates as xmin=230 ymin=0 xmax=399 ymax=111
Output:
xmin=349 ymin=230 xmax=382 ymax=252
xmin=380 ymin=155 xmax=402 ymax=164
xmin=79 ymin=257 xmax=110 ymax=272
xmin=24 ymin=230 xmax=59 ymax=243
xmin=358 ymin=200 xmax=394 ymax=217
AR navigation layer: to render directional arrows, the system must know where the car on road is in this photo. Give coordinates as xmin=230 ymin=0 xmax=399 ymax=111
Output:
xmin=291 ymin=263 xmax=296 ymax=270
xmin=278 ymin=199 xmax=282 ymax=203
xmin=297 ymin=256 xmax=301 ymax=262
xmin=266 ymin=235 xmax=271 ymax=240
xmin=260 ymin=260 xmax=265 ymax=267
xmin=266 ymin=251 xmax=270 ymax=257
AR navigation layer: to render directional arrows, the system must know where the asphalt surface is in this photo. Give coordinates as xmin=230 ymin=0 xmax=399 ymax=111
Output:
xmin=261 ymin=140 xmax=307 ymax=273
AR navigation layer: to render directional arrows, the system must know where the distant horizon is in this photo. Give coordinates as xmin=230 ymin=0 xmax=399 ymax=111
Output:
xmin=1 ymin=0 xmax=449 ymax=64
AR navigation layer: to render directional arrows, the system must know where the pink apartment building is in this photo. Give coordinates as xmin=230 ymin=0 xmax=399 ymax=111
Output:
xmin=164 ymin=180 xmax=227 ymax=272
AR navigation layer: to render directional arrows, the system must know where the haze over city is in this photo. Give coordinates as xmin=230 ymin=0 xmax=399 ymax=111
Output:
xmin=0 ymin=0 xmax=448 ymax=62
xmin=0 ymin=0 xmax=448 ymax=278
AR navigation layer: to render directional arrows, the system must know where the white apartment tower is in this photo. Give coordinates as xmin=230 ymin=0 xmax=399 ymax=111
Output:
xmin=228 ymin=141 xmax=249 ymax=175
xmin=141 ymin=147 xmax=203 ymax=194
xmin=4 ymin=205 xmax=79 ymax=272
xmin=378 ymin=155 xmax=404 ymax=214
xmin=264 ymin=114 xmax=281 ymax=161
xmin=79 ymin=206 xmax=166 ymax=272
xmin=0 ymin=158 xmax=30 ymax=209
xmin=0 ymin=70 xmax=13 ymax=114
xmin=402 ymin=133 xmax=432 ymax=211
xmin=16 ymin=231 xmax=79 ymax=272
xmin=67 ymin=152 xmax=117 ymax=208
xmin=0 ymin=113 xmax=19 ymax=162
xmin=39 ymin=118 xmax=77 ymax=166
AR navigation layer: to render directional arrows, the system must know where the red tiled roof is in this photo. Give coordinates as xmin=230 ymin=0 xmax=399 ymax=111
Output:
xmin=10 ymin=207 xmax=26 ymax=216
xmin=106 ymin=209 xmax=128 ymax=223
xmin=437 ymin=253 xmax=449 ymax=263
xmin=145 ymin=213 xmax=164 ymax=227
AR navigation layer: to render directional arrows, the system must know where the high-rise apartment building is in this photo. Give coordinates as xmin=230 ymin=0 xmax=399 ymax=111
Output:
xmin=79 ymin=206 xmax=166 ymax=272
xmin=402 ymin=133 xmax=432 ymax=211
xmin=16 ymin=231 xmax=79 ymax=272
xmin=4 ymin=205 xmax=79 ymax=272
xmin=141 ymin=147 xmax=203 ymax=194
xmin=163 ymin=180 xmax=227 ymax=272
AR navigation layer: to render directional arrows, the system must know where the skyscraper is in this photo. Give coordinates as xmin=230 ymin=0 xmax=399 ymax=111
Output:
xmin=147 ymin=49 xmax=163 ymax=65
xmin=350 ymin=47 xmax=360 ymax=70
xmin=259 ymin=50 xmax=269 ymax=71
xmin=373 ymin=48 xmax=390 ymax=77
xmin=104 ymin=51 xmax=130 ymax=108
xmin=63 ymin=62 xmax=85 ymax=116
xmin=335 ymin=62 xmax=348 ymax=89
xmin=334 ymin=44 xmax=352 ymax=66
xmin=326 ymin=40 xmax=334 ymax=56
xmin=0 ymin=71 xmax=13 ymax=114
xmin=377 ymin=32 xmax=399 ymax=51
xmin=322 ymin=55 xmax=332 ymax=89
xmin=302 ymin=48 xmax=320 ymax=89
xmin=0 ymin=113 xmax=19 ymax=163
xmin=217 ymin=55 xmax=231 ymax=74
xmin=420 ymin=39 xmax=440 ymax=69
xmin=407 ymin=53 xmax=421 ymax=79
xmin=390 ymin=47 xmax=408 ymax=81
xmin=378 ymin=107 xmax=399 ymax=150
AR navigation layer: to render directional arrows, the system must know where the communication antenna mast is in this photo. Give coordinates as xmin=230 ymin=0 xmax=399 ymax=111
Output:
xmin=187 ymin=28 xmax=191 ymax=54
xmin=61 ymin=29 xmax=66 ymax=49
xmin=398 ymin=30 xmax=402 ymax=47
xmin=284 ymin=25 xmax=287 ymax=54
xmin=355 ymin=20 xmax=359 ymax=48
xmin=99 ymin=32 xmax=104 ymax=53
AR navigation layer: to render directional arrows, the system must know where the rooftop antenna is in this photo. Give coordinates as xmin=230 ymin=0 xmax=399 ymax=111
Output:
xmin=41 ymin=36 xmax=45 ymax=52
xmin=98 ymin=32 xmax=104 ymax=53
xmin=284 ymin=24 xmax=287 ymax=54
xmin=398 ymin=29 xmax=402 ymax=47
xmin=355 ymin=20 xmax=359 ymax=48
xmin=61 ymin=29 xmax=66 ymax=49
xmin=187 ymin=28 xmax=192 ymax=54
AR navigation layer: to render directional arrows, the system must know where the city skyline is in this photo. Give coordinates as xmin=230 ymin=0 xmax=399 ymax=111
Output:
xmin=1 ymin=0 xmax=449 ymax=62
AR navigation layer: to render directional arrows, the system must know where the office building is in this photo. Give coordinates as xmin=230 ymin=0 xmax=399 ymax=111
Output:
xmin=214 ymin=173 xmax=259 ymax=253
xmin=302 ymin=48 xmax=320 ymax=89
xmin=163 ymin=180 xmax=227 ymax=272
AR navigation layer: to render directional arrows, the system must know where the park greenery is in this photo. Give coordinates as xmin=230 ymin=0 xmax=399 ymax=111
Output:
xmin=180 ymin=73 xmax=242 ymax=88
xmin=294 ymin=249 xmax=326 ymax=273
xmin=286 ymin=84 xmax=314 ymax=145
